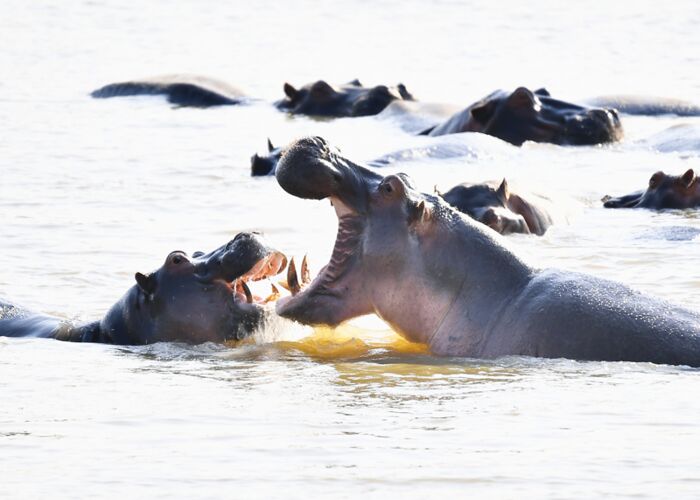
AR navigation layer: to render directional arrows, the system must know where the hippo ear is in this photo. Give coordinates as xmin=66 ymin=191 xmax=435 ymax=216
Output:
xmin=534 ymin=87 xmax=550 ymax=97
xmin=135 ymin=272 xmax=156 ymax=296
xmin=409 ymin=199 xmax=432 ymax=226
xmin=267 ymin=138 xmax=275 ymax=152
xmin=681 ymin=168 xmax=696 ymax=188
xmin=283 ymin=83 xmax=298 ymax=100
xmin=397 ymin=83 xmax=414 ymax=100
xmin=470 ymin=100 xmax=498 ymax=125
xmin=496 ymin=178 xmax=510 ymax=203
xmin=347 ymin=78 xmax=362 ymax=87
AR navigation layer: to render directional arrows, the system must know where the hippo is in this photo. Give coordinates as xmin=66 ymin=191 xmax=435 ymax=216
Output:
xmin=274 ymin=137 xmax=700 ymax=366
xmin=440 ymin=179 xmax=553 ymax=235
xmin=603 ymin=168 xmax=700 ymax=209
xmin=91 ymin=75 xmax=247 ymax=107
xmin=251 ymin=139 xmax=285 ymax=177
xmin=421 ymin=87 xmax=623 ymax=146
xmin=275 ymin=79 xmax=414 ymax=117
xmin=0 ymin=233 xmax=287 ymax=345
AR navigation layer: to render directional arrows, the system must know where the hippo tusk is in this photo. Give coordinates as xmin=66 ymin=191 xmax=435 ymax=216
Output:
xmin=301 ymin=255 xmax=311 ymax=284
xmin=264 ymin=283 xmax=281 ymax=303
xmin=241 ymin=280 xmax=253 ymax=304
xmin=287 ymin=258 xmax=301 ymax=295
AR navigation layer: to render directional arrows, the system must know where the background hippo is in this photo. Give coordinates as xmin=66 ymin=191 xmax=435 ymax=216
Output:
xmin=603 ymin=168 xmax=700 ymax=209
xmin=91 ymin=74 xmax=247 ymax=107
xmin=440 ymin=179 xmax=554 ymax=235
xmin=274 ymin=137 xmax=700 ymax=366
xmin=0 ymin=233 xmax=286 ymax=344
xmin=422 ymin=87 xmax=623 ymax=146
xmin=275 ymin=78 xmax=414 ymax=117
xmin=251 ymin=139 xmax=285 ymax=176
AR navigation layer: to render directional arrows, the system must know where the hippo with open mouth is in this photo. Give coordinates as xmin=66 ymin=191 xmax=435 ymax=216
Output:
xmin=0 ymin=233 xmax=286 ymax=344
xmin=275 ymin=137 xmax=700 ymax=366
xmin=422 ymin=87 xmax=623 ymax=146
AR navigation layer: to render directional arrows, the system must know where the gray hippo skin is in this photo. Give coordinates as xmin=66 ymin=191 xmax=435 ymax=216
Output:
xmin=275 ymin=78 xmax=414 ymax=117
xmin=0 ymin=233 xmax=287 ymax=344
xmin=603 ymin=168 xmax=700 ymax=209
xmin=423 ymin=87 xmax=623 ymax=146
xmin=274 ymin=137 xmax=700 ymax=366
xmin=91 ymin=74 xmax=247 ymax=107
xmin=440 ymin=179 xmax=554 ymax=235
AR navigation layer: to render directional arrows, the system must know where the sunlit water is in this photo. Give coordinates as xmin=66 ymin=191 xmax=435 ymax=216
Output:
xmin=2 ymin=1 xmax=700 ymax=498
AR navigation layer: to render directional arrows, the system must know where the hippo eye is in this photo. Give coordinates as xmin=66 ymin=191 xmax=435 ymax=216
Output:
xmin=382 ymin=183 xmax=393 ymax=194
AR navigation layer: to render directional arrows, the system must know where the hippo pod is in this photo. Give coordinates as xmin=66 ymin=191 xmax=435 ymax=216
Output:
xmin=91 ymin=75 xmax=247 ymax=107
xmin=275 ymin=79 xmax=414 ymax=117
xmin=603 ymin=168 xmax=700 ymax=209
xmin=422 ymin=87 xmax=623 ymax=146
xmin=274 ymin=137 xmax=700 ymax=366
xmin=440 ymin=179 xmax=553 ymax=235
xmin=0 ymin=233 xmax=287 ymax=345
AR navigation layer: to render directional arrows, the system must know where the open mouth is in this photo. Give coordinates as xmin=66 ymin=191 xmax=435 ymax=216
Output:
xmin=230 ymin=251 xmax=288 ymax=305
xmin=276 ymin=197 xmax=363 ymax=315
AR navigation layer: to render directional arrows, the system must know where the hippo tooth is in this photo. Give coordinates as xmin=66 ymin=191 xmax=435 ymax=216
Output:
xmin=264 ymin=283 xmax=281 ymax=303
xmin=287 ymin=257 xmax=301 ymax=295
xmin=301 ymin=254 xmax=311 ymax=284
xmin=241 ymin=280 xmax=253 ymax=304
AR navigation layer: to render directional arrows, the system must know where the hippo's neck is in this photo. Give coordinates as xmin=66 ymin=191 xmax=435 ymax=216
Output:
xmin=425 ymin=213 xmax=533 ymax=356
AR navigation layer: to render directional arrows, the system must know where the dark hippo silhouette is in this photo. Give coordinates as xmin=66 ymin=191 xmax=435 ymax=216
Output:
xmin=0 ymin=233 xmax=287 ymax=345
xmin=91 ymin=75 xmax=247 ymax=107
xmin=603 ymin=168 xmax=700 ymax=209
xmin=586 ymin=95 xmax=700 ymax=117
xmin=275 ymin=79 xmax=414 ymax=117
xmin=251 ymin=139 xmax=285 ymax=177
xmin=274 ymin=137 xmax=700 ymax=366
xmin=440 ymin=179 xmax=553 ymax=235
xmin=422 ymin=87 xmax=623 ymax=146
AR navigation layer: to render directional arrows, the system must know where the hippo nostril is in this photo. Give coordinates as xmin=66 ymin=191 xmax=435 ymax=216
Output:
xmin=589 ymin=109 xmax=612 ymax=122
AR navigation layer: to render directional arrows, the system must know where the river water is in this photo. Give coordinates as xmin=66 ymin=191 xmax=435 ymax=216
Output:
xmin=2 ymin=1 xmax=700 ymax=498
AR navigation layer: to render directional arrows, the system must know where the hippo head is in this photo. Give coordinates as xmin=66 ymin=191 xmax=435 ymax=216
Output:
xmin=275 ymin=79 xmax=414 ymax=117
xmin=103 ymin=232 xmax=287 ymax=344
xmin=458 ymin=87 xmax=623 ymax=146
xmin=440 ymin=180 xmax=530 ymax=235
xmin=274 ymin=137 xmax=486 ymax=342
xmin=604 ymin=168 xmax=700 ymax=209
xmin=251 ymin=139 xmax=285 ymax=177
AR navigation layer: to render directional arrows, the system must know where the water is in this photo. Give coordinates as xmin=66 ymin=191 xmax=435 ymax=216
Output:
xmin=2 ymin=0 xmax=700 ymax=497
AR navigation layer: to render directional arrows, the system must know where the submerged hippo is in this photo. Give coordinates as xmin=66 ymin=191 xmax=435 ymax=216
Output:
xmin=440 ymin=179 xmax=553 ymax=235
xmin=274 ymin=137 xmax=700 ymax=366
xmin=251 ymin=139 xmax=285 ymax=177
xmin=275 ymin=79 xmax=414 ymax=117
xmin=0 ymin=233 xmax=287 ymax=344
xmin=603 ymin=168 xmax=700 ymax=209
xmin=422 ymin=87 xmax=623 ymax=146
xmin=586 ymin=95 xmax=700 ymax=117
xmin=91 ymin=75 xmax=247 ymax=107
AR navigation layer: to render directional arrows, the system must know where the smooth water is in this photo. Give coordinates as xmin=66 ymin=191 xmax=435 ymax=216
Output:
xmin=2 ymin=1 xmax=700 ymax=498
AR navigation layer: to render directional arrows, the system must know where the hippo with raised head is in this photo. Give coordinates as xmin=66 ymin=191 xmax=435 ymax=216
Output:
xmin=0 ymin=233 xmax=287 ymax=344
xmin=422 ymin=87 xmax=623 ymax=146
xmin=251 ymin=139 xmax=285 ymax=177
xmin=91 ymin=75 xmax=247 ymax=107
xmin=603 ymin=168 xmax=700 ymax=209
xmin=440 ymin=179 xmax=553 ymax=235
xmin=274 ymin=137 xmax=700 ymax=366
xmin=275 ymin=79 xmax=414 ymax=117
